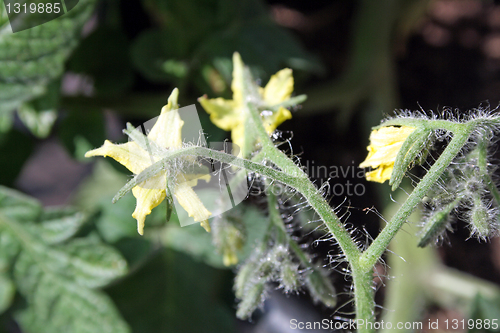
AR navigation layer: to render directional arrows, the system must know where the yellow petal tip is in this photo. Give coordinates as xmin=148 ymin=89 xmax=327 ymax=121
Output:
xmin=200 ymin=220 xmax=211 ymax=232
xmin=137 ymin=221 xmax=145 ymax=235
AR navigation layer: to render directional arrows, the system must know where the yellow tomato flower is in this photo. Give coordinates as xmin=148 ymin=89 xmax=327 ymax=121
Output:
xmin=198 ymin=53 xmax=293 ymax=151
xmin=85 ymin=88 xmax=211 ymax=235
xmin=359 ymin=126 xmax=416 ymax=183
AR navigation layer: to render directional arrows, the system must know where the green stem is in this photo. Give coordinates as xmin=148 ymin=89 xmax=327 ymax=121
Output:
xmin=350 ymin=123 xmax=474 ymax=332
xmin=353 ymin=270 xmax=375 ymax=333
xmin=238 ymin=75 xmax=372 ymax=326
xmin=360 ymin=124 xmax=474 ymax=272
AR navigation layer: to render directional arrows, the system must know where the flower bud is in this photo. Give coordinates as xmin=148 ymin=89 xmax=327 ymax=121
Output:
xmin=279 ymin=261 xmax=301 ymax=293
xmin=234 ymin=260 xmax=258 ymax=299
xmin=469 ymin=196 xmax=493 ymax=239
xmin=212 ymin=215 xmax=246 ymax=266
xmin=236 ymin=281 xmax=266 ymax=320
xmin=418 ymin=200 xmax=458 ymax=247
xmin=305 ymin=267 xmax=336 ymax=308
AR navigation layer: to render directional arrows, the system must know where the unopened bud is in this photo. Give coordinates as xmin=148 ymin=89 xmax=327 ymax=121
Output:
xmin=212 ymin=215 xmax=246 ymax=266
xmin=470 ymin=197 xmax=491 ymax=238
xmin=257 ymin=257 xmax=274 ymax=278
xmin=418 ymin=200 xmax=457 ymax=247
xmin=279 ymin=261 xmax=300 ymax=293
xmin=236 ymin=281 xmax=266 ymax=320
xmin=234 ymin=260 xmax=257 ymax=299
xmin=305 ymin=267 xmax=336 ymax=308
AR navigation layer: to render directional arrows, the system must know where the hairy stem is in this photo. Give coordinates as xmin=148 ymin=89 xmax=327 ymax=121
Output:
xmin=360 ymin=124 xmax=474 ymax=271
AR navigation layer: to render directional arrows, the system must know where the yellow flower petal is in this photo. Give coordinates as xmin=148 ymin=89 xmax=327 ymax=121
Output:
xmin=131 ymin=173 xmax=167 ymax=235
xmin=365 ymin=165 xmax=394 ymax=183
xmin=174 ymin=181 xmax=212 ymax=230
xmin=199 ymin=53 xmax=295 ymax=152
xmin=231 ymin=52 xmax=245 ymax=106
xmin=359 ymin=141 xmax=405 ymax=168
xmin=366 ymin=126 xmax=415 ymax=148
xmin=148 ymin=88 xmax=184 ymax=149
xmin=262 ymin=68 xmax=294 ymax=105
xmin=198 ymin=96 xmax=240 ymax=131
xmin=231 ymin=123 xmax=246 ymax=151
xmin=359 ymin=126 xmax=415 ymax=183
xmin=262 ymin=106 xmax=292 ymax=134
xmin=85 ymin=140 xmax=152 ymax=175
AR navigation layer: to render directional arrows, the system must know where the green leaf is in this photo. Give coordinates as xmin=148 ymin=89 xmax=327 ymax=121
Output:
xmin=29 ymin=207 xmax=87 ymax=245
xmin=15 ymin=276 xmax=129 ymax=333
xmin=163 ymin=221 xmax=224 ymax=267
xmin=17 ymin=105 xmax=57 ymax=139
xmin=132 ymin=0 xmax=320 ymax=91
xmin=94 ymin=193 xmax=143 ymax=243
xmin=0 ymin=186 xmax=42 ymax=222
xmin=73 ymin=161 xmax=144 ymax=242
xmin=0 ymin=0 xmax=97 ymax=133
xmin=0 ymin=111 xmax=13 ymax=134
xmin=0 ymin=186 xmax=130 ymax=333
xmin=16 ymin=79 xmax=60 ymax=138
xmin=74 ymin=160 xmax=128 ymax=210
xmin=202 ymin=21 xmax=322 ymax=78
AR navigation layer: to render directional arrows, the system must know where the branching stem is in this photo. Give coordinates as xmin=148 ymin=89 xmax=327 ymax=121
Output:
xmin=120 ymin=83 xmax=491 ymax=332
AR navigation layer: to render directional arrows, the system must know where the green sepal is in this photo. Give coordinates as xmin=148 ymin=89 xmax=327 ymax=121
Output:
xmin=390 ymin=127 xmax=431 ymax=191
xmin=123 ymin=123 xmax=166 ymax=157
xmin=418 ymin=198 xmax=460 ymax=247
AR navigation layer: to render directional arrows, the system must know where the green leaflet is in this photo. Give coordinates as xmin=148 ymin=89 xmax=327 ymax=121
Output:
xmin=0 ymin=0 xmax=97 ymax=136
xmin=0 ymin=186 xmax=130 ymax=333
